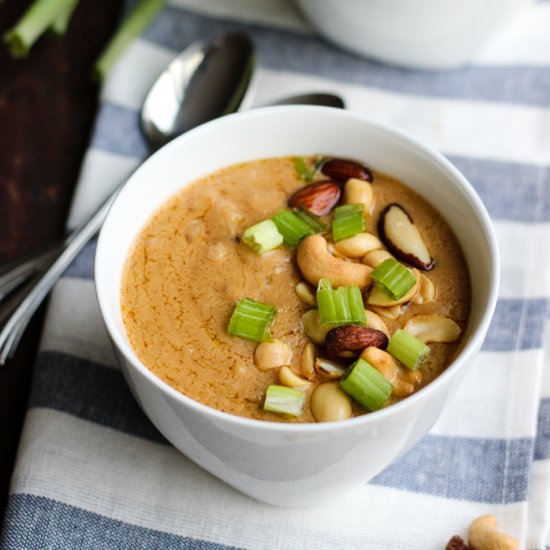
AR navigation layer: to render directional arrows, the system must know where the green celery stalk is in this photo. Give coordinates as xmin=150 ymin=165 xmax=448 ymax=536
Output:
xmin=4 ymin=0 xmax=76 ymax=57
xmin=93 ymin=0 xmax=166 ymax=82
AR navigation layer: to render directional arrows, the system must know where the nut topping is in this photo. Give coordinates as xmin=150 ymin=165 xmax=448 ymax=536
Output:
xmin=370 ymin=304 xmax=402 ymax=320
xmin=378 ymin=203 xmax=434 ymax=270
xmin=364 ymin=309 xmax=390 ymax=338
xmin=254 ymin=339 xmax=292 ymax=371
xmin=278 ymin=366 xmax=312 ymax=388
xmin=412 ymin=273 xmax=436 ymax=304
xmin=297 ymin=235 xmax=372 ymax=289
xmin=367 ymin=268 xmax=420 ymax=307
xmin=321 ymin=158 xmax=373 ymax=183
xmin=343 ymin=178 xmax=374 ymax=214
xmin=300 ymin=341 xmax=318 ymax=380
xmin=333 ymin=232 xmax=382 ymax=258
xmin=468 ymin=515 xmax=518 ymax=550
xmin=446 ymin=535 xmax=469 ymax=550
xmin=288 ymin=180 xmax=341 ymax=215
xmin=362 ymin=249 xmax=394 ymax=268
xmin=325 ymin=326 xmax=388 ymax=359
xmin=405 ymin=314 xmax=461 ymax=343
xmin=314 ymin=357 xmax=347 ymax=378
xmin=310 ymin=382 xmax=353 ymax=422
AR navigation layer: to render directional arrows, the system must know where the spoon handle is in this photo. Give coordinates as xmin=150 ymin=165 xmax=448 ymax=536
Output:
xmin=0 ymin=191 xmax=117 ymax=366
xmin=0 ymin=245 xmax=65 ymax=302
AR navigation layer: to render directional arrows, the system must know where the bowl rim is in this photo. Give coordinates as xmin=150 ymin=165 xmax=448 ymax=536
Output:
xmin=95 ymin=105 xmax=500 ymax=434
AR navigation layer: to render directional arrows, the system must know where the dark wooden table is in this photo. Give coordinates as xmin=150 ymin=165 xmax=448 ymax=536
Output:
xmin=0 ymin=0 xmax=123 ymax=524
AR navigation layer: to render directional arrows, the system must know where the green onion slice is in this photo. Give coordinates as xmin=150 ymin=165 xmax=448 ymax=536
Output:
xmin=93 ymin=0 xmax=166 ymax=82
xmin=271 ymin=210 xmax=315 ymax=247
xmin=387 ymin=329 xmax=430 ymax=371
xmin=293 ymin=206 xmax=326 ymax=233
xmin=242 ymin=219 xmax=283 ymax=254
xmin=332 ymin=204 xmax=365 ymax=241
xmin=340 ymin=358 xmax=393 ymax=411
xmin=293 ymin=156 xmax=326 ymax=182
xmin=317 ymin=279 xmax=366 ymax=326
xmin=263 ymin=385 xmax=305 ymax=416
xmin=371 ymin=258 xmax=416 ymax=301
xmin=3 ymin=0 xmax=77 ymax=57
xmin=294 ymin=157 xmax=311 ymax=181
xmin=50 ymin=0 xmax=79 ymax=35
xmin=227 ymin=298 xmax=277 ymax=342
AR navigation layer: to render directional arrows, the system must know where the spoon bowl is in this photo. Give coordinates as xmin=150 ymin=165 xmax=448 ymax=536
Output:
xmin=142 ymin=32 xmax=254 ymax=151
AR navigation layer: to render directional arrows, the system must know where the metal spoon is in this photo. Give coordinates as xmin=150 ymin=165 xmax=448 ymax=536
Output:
xmin=0 ymin=31 xmax=254 ymax=365
xmin=0 ymin=34 xmax=345 ymax=365
xmin=0 ymin=89 xmax=345 ymax=310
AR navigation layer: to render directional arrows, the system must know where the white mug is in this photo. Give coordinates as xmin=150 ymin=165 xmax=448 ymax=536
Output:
xmin=95 ymin=106 xmax=499 ymax=507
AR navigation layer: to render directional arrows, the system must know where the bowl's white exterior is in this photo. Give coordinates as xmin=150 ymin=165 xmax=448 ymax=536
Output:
xmin=296 ymin=0 xmax=531 ymax=70
xmin=95 ymin=107 xmax=499 ymax=507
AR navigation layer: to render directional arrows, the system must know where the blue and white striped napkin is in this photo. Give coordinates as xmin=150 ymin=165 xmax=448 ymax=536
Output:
xmin=2 ymin=1 xmax=550 ymax=548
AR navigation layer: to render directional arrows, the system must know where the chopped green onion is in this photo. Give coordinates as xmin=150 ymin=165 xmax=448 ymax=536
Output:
xmin=242 ymin=219 xmax=283 ymax=254
xmin=340 ymin=358 xmax=393 ymax=411
xmin=293 ymin=206 xmax=326 ymax=233
xmin=332 ymin=204 xmax=365 ymax=241
xmin=263 ymin=385 xmax=305 ymax=416
xmin=317 ymin=279 xmax=366 ymax=326
xmin=50 ymin=0 xmax=79 ymax=35
xmin=387 ymin=329 xmax=430 ymax=371
xmin=371 ymin=258 xmax=416 ymax=301
xmin=294 ymin=157 xmax=311 ymax=181
xmin=271 ymin=209 xmax=324 ymax=247
xmin=227 ymin=298 xmax=276 ymax=342
xmin=271 ymin=210 xmax=314 ymax=247
xmin=293 ymin=156 xmax=326 ymax=182
xmin=3 ymin=0 xmax=76 ymax=57
xmin=93 ymin=0 xmax=166 ymax=82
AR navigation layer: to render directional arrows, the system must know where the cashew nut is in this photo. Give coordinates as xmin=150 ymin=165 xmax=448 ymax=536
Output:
xmin=278 ymin=366 xmax=312 ymax=388
xmin=300 ymin=341 xmax=318 ymax=380
xmin=295 ymin=280 xmax=317 ymax=306
xmin=297 ymin=235 xmax=372 ymax=288
xmin=301 ymin=309 xmax=333 ymax=345
xmin=310 ymin=382 xmax=353 ymax=422
xmin=333 ymin=232 xmax=382 ymax=258
xmin=362 ymin=249 xmax=394 ymax=268
xmin=468 ymin=515 xmax=518 ymax=550
xmin=254 ymin=340 xmax=292 ymax=371
xmin=343 ymin=178 xmax=374 ymax=215
xmin=360 ymin=346 xmax=421 ymax=397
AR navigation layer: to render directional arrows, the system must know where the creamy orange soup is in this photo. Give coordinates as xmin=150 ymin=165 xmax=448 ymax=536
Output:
xmin=121 ymin=157 xmax=470 ymax=422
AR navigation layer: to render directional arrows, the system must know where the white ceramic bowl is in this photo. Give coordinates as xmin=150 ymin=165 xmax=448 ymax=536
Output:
xmin=296 ymin=0 xmax=532 ymax=70
xmin=95 ymin=106 xmax=499 ymax=507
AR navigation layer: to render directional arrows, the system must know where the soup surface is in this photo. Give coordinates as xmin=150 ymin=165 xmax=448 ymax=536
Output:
xmin=121 ymin=157 xmax=470 ymax=422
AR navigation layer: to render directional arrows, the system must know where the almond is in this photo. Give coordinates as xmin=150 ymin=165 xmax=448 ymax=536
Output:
xmin=325 ymin=326 xmax=388 ymax=359
xmin=288 ymin=180 xmax=341 ymax=216
xmin=378 ymin=203 xmax=434 ymax=270
xmin=321 ymin=158 xmax=373 ymax=183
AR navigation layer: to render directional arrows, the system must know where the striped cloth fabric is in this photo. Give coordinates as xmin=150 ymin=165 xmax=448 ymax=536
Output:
xmin=2 ymin=0 xmax=550 ymax=548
